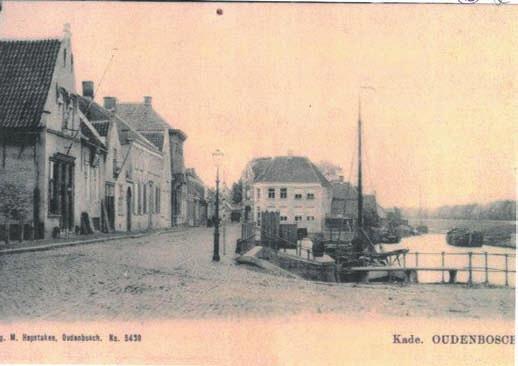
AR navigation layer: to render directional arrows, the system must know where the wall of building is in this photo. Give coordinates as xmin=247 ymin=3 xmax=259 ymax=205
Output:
xmin=0 ymin=137 xmax=40 ymax=228
xmin=113 ymin=141 xmax=165 ymax=232
xmin=252 ymin=182 xmax=330 ymax=233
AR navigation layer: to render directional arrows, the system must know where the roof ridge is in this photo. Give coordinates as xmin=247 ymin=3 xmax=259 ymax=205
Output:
xmin=0 ymin=38 xmax=61 ymax=43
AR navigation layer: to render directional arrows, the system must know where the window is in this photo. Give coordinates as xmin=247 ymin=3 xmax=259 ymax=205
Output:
xmin=295 ymin=216 xmax=303 ymax=222
xmin=307 ymin=216 xmax=315 ymax=221
xmin=256 ymin=207 xmax=261 ymax=225
xmin=280 ymin=216 xmax=288 ymax=221
xmin=280 ymin=188 xmax=287 ymax=199
xmin=117 ymin=184 xmax=124 ymax=215
xmin=268 ymin=188 xmax=275 ymax=199
xmin=138 ymin=182 xmax=142 ymax=215
xmin=256 ymin=188 xmax=261 ymax=199
xmin=149 ymin=183 xmax=154 ymax=214
xmin=307 ymin=192 xmax=315 ymax=200
xmin=48 ymin=160 xmax=59 ymax=214
xmin=156 ymin=186 xmax=160 ymax=214
xmin=143 ymin=183 xmax=147 ymax=214
xmin=112 ymin=148 xmax=118 ymax=177
xmin=294 ymin=193 xmax=302 ymax=200
xmin=63 ymin=48 xmax=67 ymax=67
xmin=134 ymin=183 xmax=138 ymax=215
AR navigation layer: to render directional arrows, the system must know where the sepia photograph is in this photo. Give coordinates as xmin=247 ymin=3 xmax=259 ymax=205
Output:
xmin=0 ymin=1 xmax=516 ymax=364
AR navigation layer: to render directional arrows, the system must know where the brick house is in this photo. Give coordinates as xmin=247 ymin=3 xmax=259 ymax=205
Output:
xmin=0 ymin=27 xmax=107 ymax=240
xmin=107 ymin=96 xmax=188 ymax=226
xmin=78 ymin=89 xmax=170 ymax=232
xmin=242 ymin=156 xmax=332 ymax=233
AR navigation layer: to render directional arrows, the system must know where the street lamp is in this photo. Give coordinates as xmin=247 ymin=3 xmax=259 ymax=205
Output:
xmin=212 ymin=149 xmax=224 ymax=262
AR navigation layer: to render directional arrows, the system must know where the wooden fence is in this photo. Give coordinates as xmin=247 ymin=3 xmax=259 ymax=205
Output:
xmin=398 ymin=251 xmax=516 ymax=287
xmin=236 ymin=221 xmax=256 ymax=254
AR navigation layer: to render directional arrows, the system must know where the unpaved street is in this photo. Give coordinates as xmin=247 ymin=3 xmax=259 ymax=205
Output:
xmin=0 ymin=224 xmax=513 ymax=321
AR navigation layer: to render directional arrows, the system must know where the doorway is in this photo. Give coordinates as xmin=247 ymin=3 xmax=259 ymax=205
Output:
xmin=126 ymin=187 xmax=132 ymax=232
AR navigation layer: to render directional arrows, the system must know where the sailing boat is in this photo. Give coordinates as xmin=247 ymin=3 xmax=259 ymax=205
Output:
xmin=337 ymin=91 xmax=408 ymax=282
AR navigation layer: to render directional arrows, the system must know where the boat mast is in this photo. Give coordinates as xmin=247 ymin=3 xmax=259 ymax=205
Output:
xmin=357 ymin=94 xmax=363 ymax=231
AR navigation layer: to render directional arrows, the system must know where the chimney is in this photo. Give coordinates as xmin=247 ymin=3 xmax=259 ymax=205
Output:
xmin=144 ymin=96 xmax=152 ymax=106
xmin=103 ymin=96 xmax=117 ymax=112
xmin=82 ymin=81 xmax=94 ymax=100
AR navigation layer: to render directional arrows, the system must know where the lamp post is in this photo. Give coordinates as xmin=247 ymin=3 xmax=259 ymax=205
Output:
xmin=212 ymin=149 xmax=224 ymax=262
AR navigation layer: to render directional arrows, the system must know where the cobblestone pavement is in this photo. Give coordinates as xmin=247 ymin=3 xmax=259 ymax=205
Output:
xmin=0 ymin=224 xmax=514 ymax=321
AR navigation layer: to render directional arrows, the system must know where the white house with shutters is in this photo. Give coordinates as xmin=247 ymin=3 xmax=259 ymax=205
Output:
xmin=245 ymin=156 xmax=332 ymax=233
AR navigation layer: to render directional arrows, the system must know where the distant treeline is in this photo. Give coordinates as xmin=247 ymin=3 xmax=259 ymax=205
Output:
xmin=401 ymin=200 xmax=516 ymax=221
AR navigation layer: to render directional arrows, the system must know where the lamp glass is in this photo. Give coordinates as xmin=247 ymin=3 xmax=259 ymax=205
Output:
xmin=212 ymin=149 xmax=224 ymax=168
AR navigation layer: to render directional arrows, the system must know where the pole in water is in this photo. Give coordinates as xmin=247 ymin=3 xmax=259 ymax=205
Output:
xmin=441 ymin=251 xmax=445 ymax=283
xmin=484 ymin=252 xmax=488 ymax=285
xmin=468 ymin=252 xmax=473 ymax=287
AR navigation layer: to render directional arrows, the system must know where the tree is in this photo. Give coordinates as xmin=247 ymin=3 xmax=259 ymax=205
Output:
xmin=0 ymin=183 xmax=30 ymax=244
xmin=231 ymin=180 xmax=243 ymax=204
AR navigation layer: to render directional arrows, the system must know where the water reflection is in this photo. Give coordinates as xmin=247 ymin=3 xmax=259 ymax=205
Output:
xmin=378 ymin=234 xmax=516 ymax=287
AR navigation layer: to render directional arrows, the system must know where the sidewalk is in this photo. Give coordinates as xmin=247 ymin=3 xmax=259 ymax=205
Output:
xmin=0 ymin=225 xmax=189 ymax=256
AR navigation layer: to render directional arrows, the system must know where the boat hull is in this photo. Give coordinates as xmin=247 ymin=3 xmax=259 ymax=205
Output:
xmin=446 ymin=228 xmax=483 ymax=248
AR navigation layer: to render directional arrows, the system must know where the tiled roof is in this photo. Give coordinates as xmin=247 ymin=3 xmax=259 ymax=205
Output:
xmin=140 ymin=131 xmax=165 ymax=151
xmin=250 ymin=157 xmax=272 ymax=179
xmin=0 ymin=39 xmax=61 ymax=129
xmin=116 ymin=103 xmax=172 ymax=131
xmin=91 ymin=120 xmax=110 ymax=137
xmin=331 ymin=181 xmax=357 ymax=200
xmin=80 ymin=121 xmax=104 ymax=148
xmin=255 ymin=156 xmax=330 ymax=186
xmin=77 ymin=96 xmax=159 ymax=152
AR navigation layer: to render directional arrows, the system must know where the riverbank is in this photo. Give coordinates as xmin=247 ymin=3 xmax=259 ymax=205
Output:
xmin=407 ymin=218 xmax=516 ymax=248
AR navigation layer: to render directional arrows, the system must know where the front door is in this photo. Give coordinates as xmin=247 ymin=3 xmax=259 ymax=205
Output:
xmin=126 ymin=187 xmax=132 ymax=231
xmin=105 ymin=183 xmax=115 ymax=230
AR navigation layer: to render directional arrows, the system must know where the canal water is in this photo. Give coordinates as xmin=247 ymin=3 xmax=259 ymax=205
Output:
xmin=377 ymin=234 xmax=516 ymax=287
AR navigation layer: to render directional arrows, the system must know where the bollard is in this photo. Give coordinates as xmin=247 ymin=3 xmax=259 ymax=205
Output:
xmin=468 ymin=252 xmax=473 ymax=287
xmin=484 ymin=252 xmax=488 ymax=285
xmin=505 ymin=254 xmax=509 ymax=287
xmin=441 ymin=251 xmax=445 ymax=283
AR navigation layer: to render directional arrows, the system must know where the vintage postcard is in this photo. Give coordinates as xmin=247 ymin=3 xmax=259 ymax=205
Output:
xmin=0 ymin=1 xmax=515 ymax=365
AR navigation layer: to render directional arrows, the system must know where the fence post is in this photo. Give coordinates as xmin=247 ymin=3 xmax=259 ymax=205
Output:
xmin=468 ymin=252 xmax=473 ymax=287
xmin=505 ymin=254 xmax=509 ymax=287
xmin=484 ymin=252 xmax=488 ymax=285
xmin=441 ymin=251 xmax=445 ymax=283
xmin=414 ymin=252 xmax=419 ymax=283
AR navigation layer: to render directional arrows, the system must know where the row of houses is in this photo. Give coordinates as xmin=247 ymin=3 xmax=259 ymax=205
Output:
xmin=240 ymin=155 xmax=385 ymax=234
xmin=0 ymin=27 xmax=209 ymax=240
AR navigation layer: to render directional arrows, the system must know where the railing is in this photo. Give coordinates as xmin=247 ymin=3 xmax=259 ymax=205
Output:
xmin=236 ymin=222 xmax=256 ymax=254
xmin=399 ymin=251 xmax=516 ymax=287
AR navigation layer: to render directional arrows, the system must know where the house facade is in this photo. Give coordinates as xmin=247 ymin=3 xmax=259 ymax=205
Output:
xmin=79 ymin=89 xmax=170 ymax=232
xmin=242 ymin=156 xmax=332 ymax=233
xmin=0 ymin=27 xmax=108 ymax=240
xmin=107 ymin=96 xmax=188 ymax=227
xmin=185 ymin=168 xmax=207 ymax=226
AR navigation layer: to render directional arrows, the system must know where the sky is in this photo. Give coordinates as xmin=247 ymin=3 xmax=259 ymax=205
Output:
xmin=0 ymin=2 xmax=516 ymax=208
